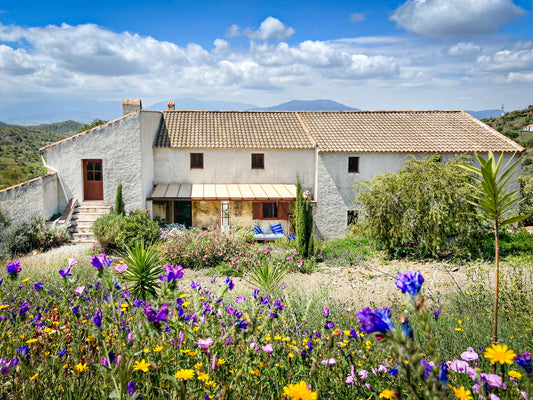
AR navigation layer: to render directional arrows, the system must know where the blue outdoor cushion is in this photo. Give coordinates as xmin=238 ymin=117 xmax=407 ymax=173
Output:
xmin=253 ymin=226 xmax=262 ymax=234
xmin=271 ymin=223 xmax=283 ymax=234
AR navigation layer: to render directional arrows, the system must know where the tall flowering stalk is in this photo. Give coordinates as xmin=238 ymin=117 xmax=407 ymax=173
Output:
xmin=459 ymin=152 xmax=527 ymax=345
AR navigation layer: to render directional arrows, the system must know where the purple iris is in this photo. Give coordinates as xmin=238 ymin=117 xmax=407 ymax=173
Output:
xmin=324 ymin=321 xmax=335 ymax=330
xmin=6 ymin=260 xmax=21 ymax=275
xmin=356 ymin=307 xmax=395 ymax=335
xmin=91 ymin=253 xmax=112 ymax=270
xmin=224 ymin=277 xmax=235 ymax=291
xmin=143 ymin=303 xmax=169 ymax=323
xmin=19 ymin=302 xmax=29 ymax=316
xmin=160 ymin=264 xmax=184 ymax=283
xmin=93 ymin=310 xmax=102 ymax=328
xmin=58 ymin=266 xmax=72 ymax=278
xmin=395 ymin=271 xmax=424 ymax=299
xmin=33 ymin=282 xmax=43 ymax=291
xmin=0 ymin=358 xmax=18 ymax=375
xmin=17 ymin=345 xmax=30 ymax=357
xmin=191 ymin=281 xmax=201 ymax=290
xmin=515 ymin=352 xmax=532 ymax=374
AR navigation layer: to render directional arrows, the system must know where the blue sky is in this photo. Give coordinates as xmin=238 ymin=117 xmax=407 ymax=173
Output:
xmin=1 ymin=0 xmax=532 ymax=112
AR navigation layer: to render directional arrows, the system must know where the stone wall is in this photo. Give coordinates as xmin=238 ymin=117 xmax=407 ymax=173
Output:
xmin=0 ymin=173 xmax=62 ymax=223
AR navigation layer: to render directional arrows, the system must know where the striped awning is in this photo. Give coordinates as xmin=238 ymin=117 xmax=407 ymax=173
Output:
xmin=148 ymin=183 xmax=297 ymax=200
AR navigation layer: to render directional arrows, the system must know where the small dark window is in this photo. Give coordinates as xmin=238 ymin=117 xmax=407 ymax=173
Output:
xmin=262 ymin=202 xmax=278 ymax=219
xmin=348 ymin=156 xmax=359 ymax=173
xmin=190 ymin=153 xmax=204 ymax=169
xmin=252 ymin=153 xmax=264 ymax=169
xmin=347 ymin=210 xmax=358 ymax=226
xmin=86 ymin=161 xmax=102 ymax=181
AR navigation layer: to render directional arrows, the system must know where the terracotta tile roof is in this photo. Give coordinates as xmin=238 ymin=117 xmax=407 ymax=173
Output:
xmin=157 ymin=110 xmax=522 ymax=153
xmin=298 ymin=110 xmax=523 ymax=153
xmin=156 ymin=111 xmax=315 ymax=149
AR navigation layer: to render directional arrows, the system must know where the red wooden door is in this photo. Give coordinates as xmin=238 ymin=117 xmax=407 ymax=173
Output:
xmin=83 ymin=159 xmax=103 ymax=200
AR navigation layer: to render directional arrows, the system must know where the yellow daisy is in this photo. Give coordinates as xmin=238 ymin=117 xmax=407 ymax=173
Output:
xmin=30 ymin=373 xmax=39 ymax=380
xmin=133 ymin=359 xmax=151 ymax=372
xmin=450 ymin=385 xmax=473 ymax=400
xmin=509 ymin=370 xmax=522 ymax=379
xmin=282 ymin=380 xmax=317 ymax=400
xmin=174 ymin=369 xmax=194 ymax=381
xmin=379 ymin=389 xmax=397 ymax=399
xmin=484 ymin=344 xmax=516 ymax=365
xmin=75 ymin=363 xmax=87 ymax=373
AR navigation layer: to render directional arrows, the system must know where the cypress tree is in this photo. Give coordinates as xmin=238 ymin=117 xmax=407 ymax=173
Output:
xmin=295 ymin=181 xmax=314 ymax=257
xmin=115 ymin=183 xmax=125 ymax=216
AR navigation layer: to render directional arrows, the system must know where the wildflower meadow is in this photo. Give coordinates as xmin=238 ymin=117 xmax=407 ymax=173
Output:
xmin=0 ymin=243 xmax=532 ymax=400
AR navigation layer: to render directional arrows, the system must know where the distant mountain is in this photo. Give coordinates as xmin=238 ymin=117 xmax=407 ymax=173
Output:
xmin=29 ymin=120 xmax=84 ymax=135
xmin=147 ymin=98 xmax=257 ymax=111
xmin=251 ymin=99 xmax=358 ymax=111
xmin=465 ymin=109 xmax=503 ymax=119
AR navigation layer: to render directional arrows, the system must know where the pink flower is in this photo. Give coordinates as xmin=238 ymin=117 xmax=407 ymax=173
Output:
xmin=115 ymin=263 xmax=128 ymax=274
xmin=480 ymin=373 xmax=505 ymax=389
xmin=197 ymin=338 xmax=214 ymax=350
xmin=345 ymin=365 xmax=357 ymax=385
xmin=460 ymin=347 xmax=479 ymax=361
xmin=68 ymin=258 xmax=78 ymax=268
xmin=321 ymin=358 xmax=336 ymax=366
xmin=262 ymin=344 xmax=273 ymax=354
xmin=74 ymin=286 xmax=85 ymax=296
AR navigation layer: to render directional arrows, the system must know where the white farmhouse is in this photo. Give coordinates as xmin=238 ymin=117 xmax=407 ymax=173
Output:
xmin=0 ymin=99 xmax=524 ymax=240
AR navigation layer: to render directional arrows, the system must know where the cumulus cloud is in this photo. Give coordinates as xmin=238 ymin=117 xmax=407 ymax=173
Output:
xmin=390 ymin=0 xmax=526 ymax=37
xmin=245 ymin=17 xmax=295 ymax=41
xmin=477 ymin=48 xmax=533 ymax=71
xmin=225 ymin=24 xmax=241 ymax=39
xmin=350 ymin=13 xmax=365 ymax=22
xmin=448 ymin=42 xmax=482 ymax=56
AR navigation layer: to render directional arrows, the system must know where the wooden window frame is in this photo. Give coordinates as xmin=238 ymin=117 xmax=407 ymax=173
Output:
xmin=262 ymin=202 xmax=278 ymax=219
xmin=348 ymin=156 xmax=359 ymax=173
xmin=190 ymin=153 xmax=204 ymax=169
xmin=253 ymin=201 xmax=289 ymax=220
xmin=251 ymin=153 xmax=264 ymax=169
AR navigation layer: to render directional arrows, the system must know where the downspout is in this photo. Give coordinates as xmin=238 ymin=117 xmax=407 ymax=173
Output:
xmin=40 ymin=153 xmax=69 ymax=204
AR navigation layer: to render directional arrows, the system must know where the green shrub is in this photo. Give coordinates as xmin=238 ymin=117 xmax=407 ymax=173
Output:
xmin=92 ymin=213 xmax=124 ymax=253
xmin=0 ymin=208 xmax=8 ymax=228
xmin=119 ymin=241 xmax=163 ymax=300
xmin=116 ymin=209 xmax=161 ymax=252
xmin=115 ymin=182 xmax=125 ymax=216
xmin=0 ymin=215 xmax=69 ymax=257
xmin=160 ymin=226 xmax=252 ymax=269
xmin=319 ymin=235 xmax=375 ymax=266
xmin=476 ymin=229 xmax=533 ymax=259
xmin=354 ymin=155 xmax=481 ymax=257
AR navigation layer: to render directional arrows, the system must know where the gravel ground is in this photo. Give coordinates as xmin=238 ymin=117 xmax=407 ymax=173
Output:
xmin=17 ymin=242 xmax=466 ymax=310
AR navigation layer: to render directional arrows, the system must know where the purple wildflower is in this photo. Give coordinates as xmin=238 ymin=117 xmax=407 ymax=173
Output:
xmin=395 ymin=271 xmax=424 ymax=299
xmin=262 ymin=344 xmax=273 ymax=354
xmin=323 ymin=307 xmax=330 ymax=317
xmin=197 ymin=338 xmax=214 ymax=350
xmin=74 ymin=286 xmax=85 ymax=296
xmin=127 ymin=382 xmax=136 ymax=397
xmin=115 ymin=263 xmax=128 ymax=274
xmin=321 ymin=358 xmax=336 ymax=366
xmin=91 ymin=253 xmax=112 ymax=270
xmin=58 ymin=265 xmax=72 ymax=278
xmin=17 ymin=345 xmax=30 ymax=357
xmin=346 ymin=365 xmax=356 ymax=385
xmin=0 ymin=358 xmax=18 ymax=375
xmin=356 ymin=307 xmax=395 ymax=336
xmin=160 ymin=264 xmax=184 ymax=283
xmin=480 ymin=373 xmax=505 ymax=389
xmin=143 ymin=303 xmax=169 ymax=324
xmin=515 ymin=353 xmax=532 ymax=374
xmin=58 ymin=348 xmax=67 ymax=358
xmin=33 ymin=282 xmax=43 ymax=291
xmin=253 ymin=288 xmax=260 ymax=298
xmin=93 ymin=310 xmax=102 ymax=328
xmin=19 ymin=302 xmax=29 ymax=316
xmin=72 ymin=306 xmax=79 ymax=315
xmin=236 ymin=296 xmax=246 ymax=303
xmin=191 ymin=281 xmax=201 ymax=290
xmin=6 ymin=260 xmax=21 ymax=275
xmin=460 ymin=347 xmax=479 ymax=361
xmin=324 ymin=321 xmax=335 ymax=330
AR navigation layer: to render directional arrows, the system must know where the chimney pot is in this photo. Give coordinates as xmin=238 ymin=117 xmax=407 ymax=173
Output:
xmin=122 ymin=99 xmax=142 ymax=116
xmin=168 ymin=101 xmax=175 ymax=111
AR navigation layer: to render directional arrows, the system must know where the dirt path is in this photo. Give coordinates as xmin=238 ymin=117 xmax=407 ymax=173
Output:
xmin=16 ymin=243 xmax=466 ymax=309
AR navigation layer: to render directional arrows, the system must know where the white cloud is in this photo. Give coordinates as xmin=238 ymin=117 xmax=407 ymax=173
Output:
xmin=246 ymin=17 xmax=295 ymax=41
xmin=448 ymin=42 xmax=482 ymax=56
xmin=390 ymin=0 xmax=526 ymax=38
xmin=349 ymin=55 xmax=398 ymax=78
xmin=506 ymin=72 xmax=533 ymax=82
xmin=225 ymin=24 xmax=241 ymax=39
xmin=0 ymin=45 xmax=35 ymax=74
xmin=477 ymin=49 xmax=533 ymax=71
xmin=350 ymin=13 xmax=365 ymax=22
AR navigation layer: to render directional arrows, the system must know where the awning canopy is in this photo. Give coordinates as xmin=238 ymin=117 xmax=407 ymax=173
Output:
xmin=148 ymin=183 xmax=297 ymax=201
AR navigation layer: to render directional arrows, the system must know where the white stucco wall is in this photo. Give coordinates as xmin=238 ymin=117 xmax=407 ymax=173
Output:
xmin=153 ymin=148 xmax=315 ymax=190
xmin=140 ymin=111 xmax=161 ymax=202
xmin=0 ymin=173 xmax=61 ymax=223
xmin=314 ymin=152 xmax=522 ymax=239
xmin=43 ymin=111 xmax=161 ymax=213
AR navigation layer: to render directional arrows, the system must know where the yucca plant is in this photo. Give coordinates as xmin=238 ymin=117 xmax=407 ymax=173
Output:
xmin=243 ymin=260 xmax=287 ymax=297
xmin=119 ymin=241 xmax=163 ymax=300
xmin=459 ymin=151 xmax=528 ymax=345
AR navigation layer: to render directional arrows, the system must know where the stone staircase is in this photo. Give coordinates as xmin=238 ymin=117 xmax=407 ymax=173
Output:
xmin=69 ymin=201 xmax=113 ymax=243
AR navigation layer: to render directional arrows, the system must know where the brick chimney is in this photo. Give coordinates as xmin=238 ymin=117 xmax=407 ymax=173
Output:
xmin=168 ymin=101 xmax=175 ymax=111
xmin=122 ymin=99 xmax=142 ymax=116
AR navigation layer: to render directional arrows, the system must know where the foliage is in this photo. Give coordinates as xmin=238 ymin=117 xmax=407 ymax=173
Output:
xmin=295 ymin=181 xmax=314 ymax=258
xmin=0 ymin=254 xmax=531 ymax=399
xmin=79 ymin=119 xmax=108 ymax=133
xmin=318 ymin=234 xmax=376 ymax=266
xmin=0 ymin=207 xmax=8 ymax=229
xmin=0 ymin=123 xmax=74 ymax=189
xmin=0 ymin=215 xmax=69 ymax=258
xmin=476 ymin=229 xmax=533 ymax=259
xmin=459 ymin=151 xmax=528 ymax=344
xmin=160 ymin=226 xmax=253 ymax=269
xmin=115 ymin=182 xmax=125 ymax=216
xmin=518 ymin=175 xmax=533 ymax=226
xmin=116 ymin=210 xmax=161 ymax=252
xmin=119 ymin=241 xmax=163 ymax=300
xmin=354 ymin=155 xmax=480 ymax=257
xmin=92 ymin=213 xmax=124 ymax=253
xmin=242 ymin=256 xmax=287 ymax=297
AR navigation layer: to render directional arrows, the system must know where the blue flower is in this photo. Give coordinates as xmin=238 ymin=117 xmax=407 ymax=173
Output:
xmin=191 ymin=281 xmax=201 ymax=290
xmin=515 ymin=352 xmax=532 ymax=374
xmin=17 ymin=345 xmax=30 ymax=357
xmin=58 ymin=348 xmax=67 ymax=358
xmin=224 ymin=276 xmax=235 ymax=291
xmin=356 ymin=307 xmax=395 ymax=335
xmin=6 ymin=260 xmax=21 ymax=276
xmin=33 ymin=282 xmax=43 ymax=291
xmin=91 ymin=253 xmax=112 ymax=270
xmin=160 ymin=264 xmax=184 ymax=283
xmin=324 ymin=321 xmax=335 ymax=330
xmin=127 ymin=381 xmax=136 ymax=397
xmin=93 ymin=310 xmax=103 ymax=328
xmin=395 ymin=271 xmax=424 ymax=299
xmin=143 ymin=303 xmax=169 ymax=324
xmin=439 ymin=362 xmax=449 ymax=385
xmin=19 ymin=302 xmax=29 ymax=316
xmin=72 ymin=306 xmax=79 ymax=315
xmin=58 ymin=266 xmax=72 ymax=278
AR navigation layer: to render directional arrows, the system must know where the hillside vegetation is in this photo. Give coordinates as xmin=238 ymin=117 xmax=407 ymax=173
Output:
xmin=0 ymin=120 xmax=83 ymax=189
xmin=482 ymin=105 xmax=533 ymax=176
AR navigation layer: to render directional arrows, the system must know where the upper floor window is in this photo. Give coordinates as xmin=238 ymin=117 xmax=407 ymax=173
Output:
xmin=190 ymin=153 xmax=204 ymax=169
xmin=251 ymin=153 xmax=264 ymax=169
xmin=348 ymin=156 xmax=359 ymax=173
